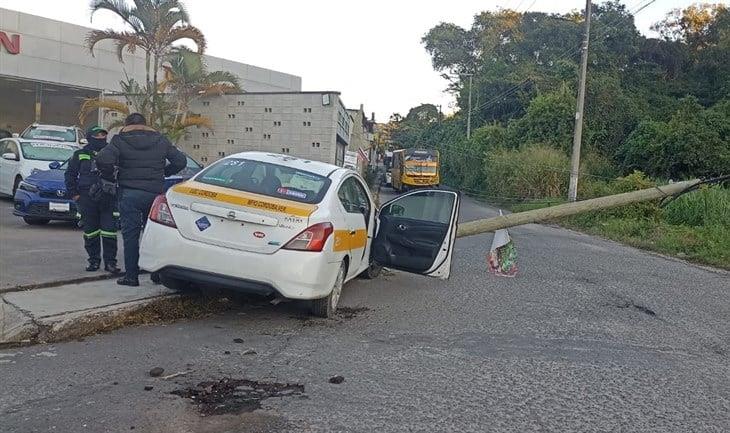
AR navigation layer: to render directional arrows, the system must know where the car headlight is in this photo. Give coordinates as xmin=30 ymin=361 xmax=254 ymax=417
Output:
xmin=18 ymin=181 xmax=39 ymax=193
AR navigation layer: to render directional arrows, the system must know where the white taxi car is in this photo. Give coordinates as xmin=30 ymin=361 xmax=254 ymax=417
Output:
xmin=140 ymin=152 xmax=460 ymax=317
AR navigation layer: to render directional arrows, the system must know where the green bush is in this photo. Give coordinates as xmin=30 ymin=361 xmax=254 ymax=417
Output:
xmin=483 ymin=145 xmax=570 ymax=199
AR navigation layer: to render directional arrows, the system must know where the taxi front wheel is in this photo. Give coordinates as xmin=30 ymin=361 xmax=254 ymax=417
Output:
xmin=311 ymin=262 xmax=346 ymax=318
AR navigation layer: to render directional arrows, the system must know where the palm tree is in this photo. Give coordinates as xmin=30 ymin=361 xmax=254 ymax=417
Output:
xmin=86 ymin=0 xmax=206 ymax=122
xmin=160 ymin=47 xmax=241 ymax=125
xmin=78 ymin=76 xmax=212 ymax=142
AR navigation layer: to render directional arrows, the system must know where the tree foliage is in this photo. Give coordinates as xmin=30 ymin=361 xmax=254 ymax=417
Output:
xmin=391 ymin=1 xmax=730 ymax=199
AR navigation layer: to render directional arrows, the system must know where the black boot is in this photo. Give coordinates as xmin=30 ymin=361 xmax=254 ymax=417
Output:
xmin=105 ymin=263 xmax=122 ymax=274
xmin=150 ymin=272 xmax=161 ymax=285
xmin=117 ymin=276 xmax=139 ymax=287
xmin=86 ymin=262 xmax=100 ymax=272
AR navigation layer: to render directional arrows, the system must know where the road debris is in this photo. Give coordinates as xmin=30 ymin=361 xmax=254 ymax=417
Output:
xmin=171 ymin=378 xmax=304 ymax=415
xmin=144 ymin=386 xmax=154 ymax=391
xmin=242 ymin=349 xmax=257 ymax=355
xmin=329 ymin=375 xmax=345 ymax=384
xmin=149 ymin=367 xmax=164 ymax=377
xmin=161 ymin=370 xmax=193 ymax=380
xmin=233 ymin=338 xmax=244 ymax=343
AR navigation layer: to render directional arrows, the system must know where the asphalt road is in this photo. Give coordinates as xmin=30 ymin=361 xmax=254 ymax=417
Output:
xmin=1 ymin=192 xmax=728 ymax=432
xmin=0 ymin=197 xmax=122 ymax=289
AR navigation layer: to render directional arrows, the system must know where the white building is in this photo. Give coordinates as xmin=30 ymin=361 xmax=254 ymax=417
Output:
xmin=0 ymin=7 xmax=301 ymax=132
xmin=173 ymin=92 xmax=353 ymax=166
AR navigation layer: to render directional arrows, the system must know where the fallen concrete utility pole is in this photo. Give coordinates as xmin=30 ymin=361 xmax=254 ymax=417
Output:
xmin=456 ymin=179 xmax=701 ymax=238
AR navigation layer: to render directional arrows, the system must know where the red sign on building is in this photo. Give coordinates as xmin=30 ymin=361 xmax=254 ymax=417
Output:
xmin=0 ymin=31 xmax=21 ymax=54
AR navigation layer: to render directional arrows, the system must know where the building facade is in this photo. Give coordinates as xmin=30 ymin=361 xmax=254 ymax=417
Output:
xmin=169 ymin=92 xmax=353 ymax=166
xmin=0 ymin=7 xmax=301 ymax=132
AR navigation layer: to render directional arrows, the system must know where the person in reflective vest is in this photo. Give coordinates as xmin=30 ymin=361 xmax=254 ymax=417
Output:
xmin=64 ymin=126 xmax=121 ymax=273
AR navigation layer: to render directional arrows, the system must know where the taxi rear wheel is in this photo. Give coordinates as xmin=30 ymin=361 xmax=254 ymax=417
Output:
xmin=311 ymin=262 xmax=346 ymax=318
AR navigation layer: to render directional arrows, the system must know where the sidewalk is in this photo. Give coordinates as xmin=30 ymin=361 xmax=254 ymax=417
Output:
xmin=1 ymin=279 xmax=175 ymax=345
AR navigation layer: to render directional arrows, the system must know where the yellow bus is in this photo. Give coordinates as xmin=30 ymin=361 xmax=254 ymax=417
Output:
xmin=391 ymin=148 xmax=440 ymax=192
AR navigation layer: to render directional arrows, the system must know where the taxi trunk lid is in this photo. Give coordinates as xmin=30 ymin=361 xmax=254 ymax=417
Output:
xmin=167 ymin=181 xmax=315 ymax=254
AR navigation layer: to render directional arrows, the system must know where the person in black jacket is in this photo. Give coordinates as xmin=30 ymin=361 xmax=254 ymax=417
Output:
xmin=65 ymin=126 xmax=120 ymax=273
xmin=96 ymin=113 xmax=186 ymax=286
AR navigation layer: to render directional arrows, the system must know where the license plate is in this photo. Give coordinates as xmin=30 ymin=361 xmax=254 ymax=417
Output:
xmin=49 ymin=202 xmax=70 ymax=212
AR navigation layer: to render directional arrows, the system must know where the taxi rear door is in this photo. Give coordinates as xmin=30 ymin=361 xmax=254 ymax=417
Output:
xmin=335 ymin=176 xmax=371 ymax=278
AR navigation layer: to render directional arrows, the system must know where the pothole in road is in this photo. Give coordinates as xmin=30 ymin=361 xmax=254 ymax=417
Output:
xmin=171 ymin=378 xmax=305 ymax=416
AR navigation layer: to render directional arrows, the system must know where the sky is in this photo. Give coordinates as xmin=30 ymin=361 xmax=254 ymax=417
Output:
xmin=0 ymin=0 xmax=721 ymax=122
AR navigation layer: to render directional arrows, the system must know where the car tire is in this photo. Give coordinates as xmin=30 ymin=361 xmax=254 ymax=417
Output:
xmin=358 ymin=260 xmax=382 ymax=280
xmin=12 ymin=176 xmax=21 ymax=197
xmin=311 ymin=261 xmax=346 ymax=318
xmin=23 ymin=217 xmax=50 ymax=225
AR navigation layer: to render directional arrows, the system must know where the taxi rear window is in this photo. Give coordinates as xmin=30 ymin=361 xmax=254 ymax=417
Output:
xmin=196 ymin=158 xmax=331 ymax=204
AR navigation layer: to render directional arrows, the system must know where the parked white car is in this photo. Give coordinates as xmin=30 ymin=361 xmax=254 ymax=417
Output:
xmin=0 ymin=138 xmax=76 ymax=196
xmin=20 ymin=124 xmax=86 ymax=147
xmin=140 ymin=152 xmax=460 ymax=317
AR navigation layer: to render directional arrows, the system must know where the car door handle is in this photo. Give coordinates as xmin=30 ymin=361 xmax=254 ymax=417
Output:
xmin=349 ymin=230 xmax=357 ymax=235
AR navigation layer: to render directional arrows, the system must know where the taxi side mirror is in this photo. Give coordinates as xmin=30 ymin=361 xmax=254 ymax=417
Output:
xmin=2 ymin=152 xmax=19 ymax=161
xmin=49 ymin=161 xmax=62 ymax=169
xmin=79 ymin=138 xmax=88 ymax=145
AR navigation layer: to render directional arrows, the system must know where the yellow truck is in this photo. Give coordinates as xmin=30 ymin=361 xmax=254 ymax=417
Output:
xmin=391 ymin=148 xmax=440 ymax=192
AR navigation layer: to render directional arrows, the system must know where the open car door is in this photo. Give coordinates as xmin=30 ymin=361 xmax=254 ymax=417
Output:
xmin=372 ymin=189 xmax=460 ymax=279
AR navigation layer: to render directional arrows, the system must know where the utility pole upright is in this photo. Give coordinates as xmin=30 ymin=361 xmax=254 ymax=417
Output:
xmin=466 ymin=74 xmax=473 ymax=139
xmin=568 ymin=0 xmax=592 ymax=202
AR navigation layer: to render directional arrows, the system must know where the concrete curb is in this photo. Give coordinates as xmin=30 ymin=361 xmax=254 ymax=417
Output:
xmin=0 ymin=293 xmax=179 ymax=347
xmin=0 ymin=274 xmax=119 ymax=295
xmin=0 ymin=278 xmax=180 ymax=347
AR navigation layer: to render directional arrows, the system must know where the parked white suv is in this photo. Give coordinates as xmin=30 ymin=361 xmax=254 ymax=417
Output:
xmin=20 ymin=124 xmax=86 ymax=147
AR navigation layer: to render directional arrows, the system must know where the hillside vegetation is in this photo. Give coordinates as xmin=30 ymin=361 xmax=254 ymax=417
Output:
xmin=384 ymin=2 xmax=729 ymax=268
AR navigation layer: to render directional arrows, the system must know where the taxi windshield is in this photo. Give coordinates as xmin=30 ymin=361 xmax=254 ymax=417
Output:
xmin=20 ymin=142 xmax=75 ymax=162
xmin=22 ymin=126 xmax=77 ymax=142
xmin=196 ymin=158 xmax=331 ymax=204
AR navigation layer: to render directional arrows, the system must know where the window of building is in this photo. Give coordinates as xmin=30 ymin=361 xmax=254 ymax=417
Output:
xmin=303 ymin=121 xmax=311 ymax=127
xmin=201 ymin=156 xmax=208 ymax=162
xmin=311 ymin=142 xmax=321 ymax=148
xmin=245 ymin=127 xmax=253 ymax=132
xmin=202 ymin=101 xmax=210 ymax=106
xmin=202 ymin=132 xmax=210 ymax=138
xmin=303 ymin=108 xmax=312 ymax=113
xmin=264 ymin=134 xmax=271 ymax=140
xmin=264 ymin=107 xmax=272 ymax=113
xmin=193 ymin=144 xmax=200 ymax=149
xmin=228 ymin=114 xmax=236 ymax=119
xmin=218 ymin=151 xmax=226 ymax=157
xmin=281 ymin=148 xmax=290 ymax=153
xmin=273 ymin=121 xmax=282 ymax=126
xmin=237 ymin=101 xmax=244 ymax=106
xmin=226 ymin=139 xmax=235 ymax=144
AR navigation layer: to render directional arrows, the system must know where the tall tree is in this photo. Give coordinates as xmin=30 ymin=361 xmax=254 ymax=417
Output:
xmin=86 ymin=0 xmax=206 ymax=123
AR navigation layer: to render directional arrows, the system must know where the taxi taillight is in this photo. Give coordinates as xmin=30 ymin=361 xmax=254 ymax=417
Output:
xmin=283 ymin=222 xmax=333 ymax=252
xmin=149 ymin=194 xmax=177 ymax=228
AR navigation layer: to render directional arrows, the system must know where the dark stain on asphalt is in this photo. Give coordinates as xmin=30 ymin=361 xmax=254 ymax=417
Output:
xmin=336 ymin=307 xmax=370 ymax=319
xmin=171 ymin=378 xmax=305 ymax=416
xmin=614 ymin=301 xmax=656 ymax=317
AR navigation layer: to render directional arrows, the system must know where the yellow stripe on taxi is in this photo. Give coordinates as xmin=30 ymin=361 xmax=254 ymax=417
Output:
xmin=172 ymin=181 xmax=317 ymax=217
xmin=333 ymin=229 xmax=368 ymax=252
